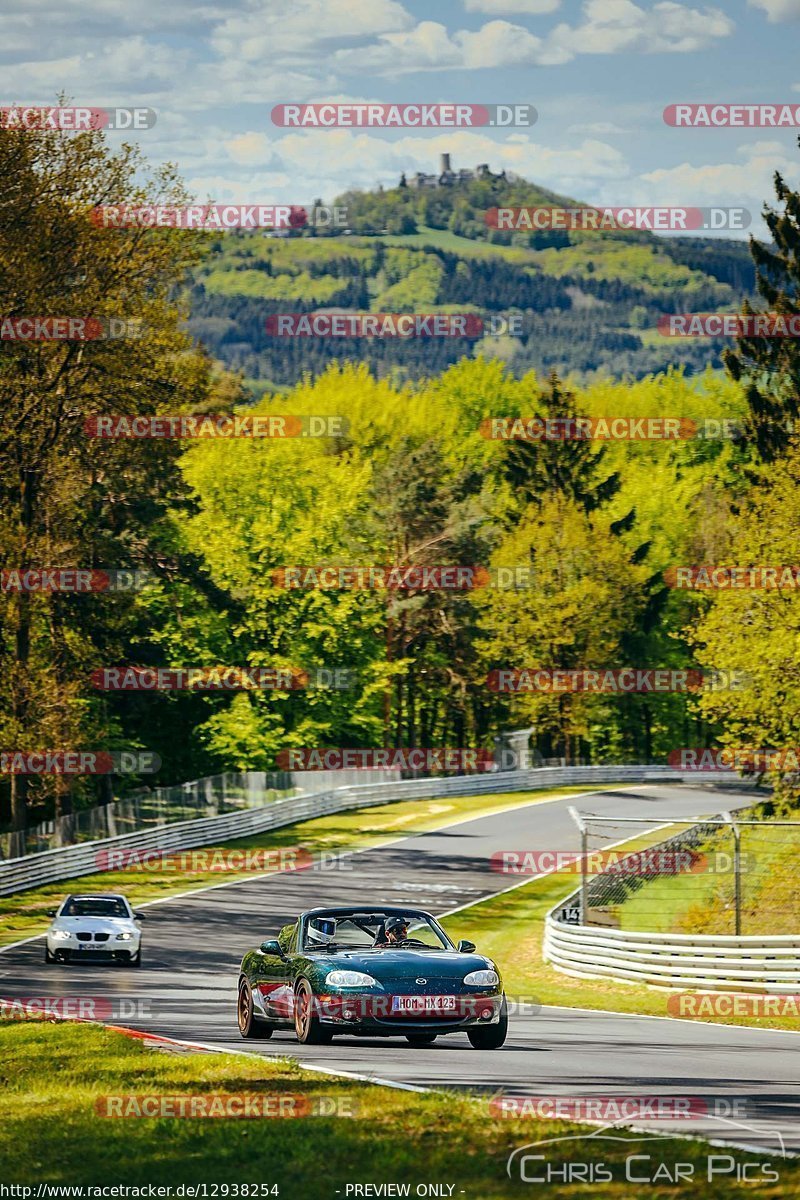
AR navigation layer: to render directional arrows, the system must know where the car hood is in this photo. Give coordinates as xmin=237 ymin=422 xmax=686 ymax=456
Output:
xmin=52 ymin=915 xmax=136 ymax=933
xmin=310 ymin=949 xmax=496 ymax=982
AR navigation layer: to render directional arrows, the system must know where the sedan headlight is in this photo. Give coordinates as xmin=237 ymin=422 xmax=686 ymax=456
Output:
xmin=463 ymin=969 xmax=499 ymax=986
xmin=50 ymin=929 xmax=71 ymax=940
xmin=115 ymin=932 xmax=134 ymax=941
xmin=325 ymin=970 xmax=378 ymax=987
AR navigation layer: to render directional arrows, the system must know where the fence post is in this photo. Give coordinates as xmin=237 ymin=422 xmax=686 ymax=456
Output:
xmin=722 ymin=810 xmax=741 ymax=936
xmin=568 ymin=806 xmax=588 ymax=925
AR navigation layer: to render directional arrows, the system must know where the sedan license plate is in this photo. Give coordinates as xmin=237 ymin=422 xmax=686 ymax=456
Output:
xmin=78 ymin=943 xmax=103 ymax=950
xmin=392 ymin=994 xmax=457 ymax=1014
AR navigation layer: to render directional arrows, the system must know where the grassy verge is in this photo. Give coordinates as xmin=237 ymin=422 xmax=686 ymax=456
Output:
xmin=619 ymin=817 xmax=800 ymax=937
xmin=0 ymin=1020 xmax=791 ymax=1196
xmin=0 ymin=786 xmax=597 ymax=948
xmin=441 ymin=828 xmax=800 ymax=1034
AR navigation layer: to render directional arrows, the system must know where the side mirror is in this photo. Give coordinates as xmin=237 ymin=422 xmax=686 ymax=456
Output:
xmin=260 ymin=939 xmax=286 ymax=958
xmin=458 ymin=939 xmax=476 ymax=953
xmin=134 ymin=912 xmax=146 ymax=920
xmin=47 ymin=910 xmax=57 ymax=918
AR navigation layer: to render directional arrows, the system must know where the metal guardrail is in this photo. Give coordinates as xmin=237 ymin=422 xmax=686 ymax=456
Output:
xmin=0 ymin=763 xmax=697 ymax=896
xmin=544 ymin=792 xmax=800 ymax=993
xmin=544 ymin=917 xmax=800 ymax=993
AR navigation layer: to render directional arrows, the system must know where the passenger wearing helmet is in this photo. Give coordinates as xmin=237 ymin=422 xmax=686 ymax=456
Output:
xmin=375 ymin=916 xmax=409 ymax=947
xmin=307 ymin=917 xmax=336 ymax=948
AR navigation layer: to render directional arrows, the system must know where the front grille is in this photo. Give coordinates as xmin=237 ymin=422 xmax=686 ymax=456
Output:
xmin=76 ymin=932 xmax=92 ymax=942
xmin=94 ymin=933 xmax=110 ymax=942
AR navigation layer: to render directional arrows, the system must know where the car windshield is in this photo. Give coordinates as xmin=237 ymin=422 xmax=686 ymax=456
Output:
xmin=61 ymin=898 xmax=129 ymax=918
xmin=302 ymin=912 xmax=451 ymax=952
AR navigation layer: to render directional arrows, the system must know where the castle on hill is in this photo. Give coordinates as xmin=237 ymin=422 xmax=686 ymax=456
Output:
xmin=401 ymin=153 xmax=507 ymax=190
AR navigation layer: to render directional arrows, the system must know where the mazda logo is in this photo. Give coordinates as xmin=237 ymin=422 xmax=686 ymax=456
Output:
xmin=416 ymin=977 xmax=427 ymax=985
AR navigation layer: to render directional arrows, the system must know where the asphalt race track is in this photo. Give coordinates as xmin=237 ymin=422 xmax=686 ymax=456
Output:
xmin=2 ymin=784 xmax=798 ymax=1158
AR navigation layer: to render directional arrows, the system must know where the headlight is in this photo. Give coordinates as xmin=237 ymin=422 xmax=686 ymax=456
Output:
xmin=115 ymin=932 xmax=134 ymax=941
xmin=50 ymin=929 xmax=71 ymax=940
xmin=463 ymin=969 xmax=499 ymax=986
xmin=325 ymin=970 xmax=378 ymax=987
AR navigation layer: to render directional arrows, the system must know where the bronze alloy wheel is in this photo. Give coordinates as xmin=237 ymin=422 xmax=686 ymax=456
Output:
xmin=294 ymin=979 xmax=333 ymax=1045
xmin=238 ymin=977 xmax=273 ymax=1039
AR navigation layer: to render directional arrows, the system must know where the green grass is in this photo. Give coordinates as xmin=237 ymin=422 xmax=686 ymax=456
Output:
xmin=441 ymin=826 xmax=800 ymax=1034
xmin=0 ymin=1021 xmax=791 ymax=1195
xmin=367 ymin=226 xmax=535 ymax=263
xmin=0 ymin=786 xmax=594 ymax=947
xmin=618 ymin=819 xmax=800 ymax=937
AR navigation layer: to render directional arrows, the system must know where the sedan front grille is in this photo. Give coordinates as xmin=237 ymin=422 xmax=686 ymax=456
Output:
xmin=94 ymin=933 xmax=110 ymax=942
xmin=76 ymin=932 xmax=92 ymax=942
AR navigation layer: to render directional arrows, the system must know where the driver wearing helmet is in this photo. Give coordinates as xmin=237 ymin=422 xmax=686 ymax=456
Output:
xmin=375 ymin=916 xmax=409 ymax=947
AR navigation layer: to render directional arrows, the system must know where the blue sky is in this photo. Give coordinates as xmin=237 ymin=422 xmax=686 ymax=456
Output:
xmin=5 ymin=0 xmax=800 ymax=237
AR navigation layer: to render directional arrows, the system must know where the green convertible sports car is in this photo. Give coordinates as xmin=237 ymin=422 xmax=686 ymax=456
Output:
xmin=237 ymin=905 xmax=508 ymax=1048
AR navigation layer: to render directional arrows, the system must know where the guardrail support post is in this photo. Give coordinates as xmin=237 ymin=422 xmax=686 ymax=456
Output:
xmin=722 ymin=810 xmax=742 ymax=936
xmin=568 ymin=806 xmax=588 ymax=925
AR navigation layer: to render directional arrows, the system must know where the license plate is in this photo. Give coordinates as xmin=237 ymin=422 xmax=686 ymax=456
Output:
xmin=392 ymin=995 xmax=457 ymax=1014
xmin=78 ymin=943 xmax=103 ymax=950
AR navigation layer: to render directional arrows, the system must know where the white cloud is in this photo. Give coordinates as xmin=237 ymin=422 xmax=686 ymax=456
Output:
xmin=211 ymin=0 xmax=413 ymax=65
xmin=0 ymin=37 xmax=183 ymax=101
xmin=333 ymin=19 xmax=555 ymax=72
xmin=749 ymin=0 xmax=800 ymax=19
xmin=332 ymin=2 xmax=733 ymax=75
xmin=635 ymin=141 xmax=798 ymax=235
xmin=463 ymin=0 xmax=560 ymax=13
xmin=547 ymin=1 xmax=734 ymax=59
xmin=566 ymin=120 xmax=631 ymax=134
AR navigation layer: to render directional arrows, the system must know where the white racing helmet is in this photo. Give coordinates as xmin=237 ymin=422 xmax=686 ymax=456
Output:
xmin=307 ymin=916 xmax=336 ymax=947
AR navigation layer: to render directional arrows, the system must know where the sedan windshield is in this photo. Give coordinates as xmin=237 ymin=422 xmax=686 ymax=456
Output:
xmin=303 ymin=912 xmax=451 ymax=952
xmin=61 ymin=898 xmax=129 ymax=918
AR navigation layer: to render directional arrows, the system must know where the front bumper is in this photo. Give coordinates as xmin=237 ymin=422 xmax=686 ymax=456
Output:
xmin=48 ymin=936 xmax=140 ymax=960
xmin=313 ymin=991 xmax=504 ymax=1032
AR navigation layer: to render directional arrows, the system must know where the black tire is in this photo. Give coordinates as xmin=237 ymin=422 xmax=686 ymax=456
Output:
xmin=294 ymin=979 xmax=333 ymax=1045
xmin=44 ymin=945 xmax=56 ymax=964
xmin=237 ymin=977 xmax=274 ymax=1039
xmin=467 ymin=996 xmax=508 ymax=1049
xmin=129 ymin=950 xmax=142 ymax=968
xmin=405 ymin=1033 xmax=437 ymax=1046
